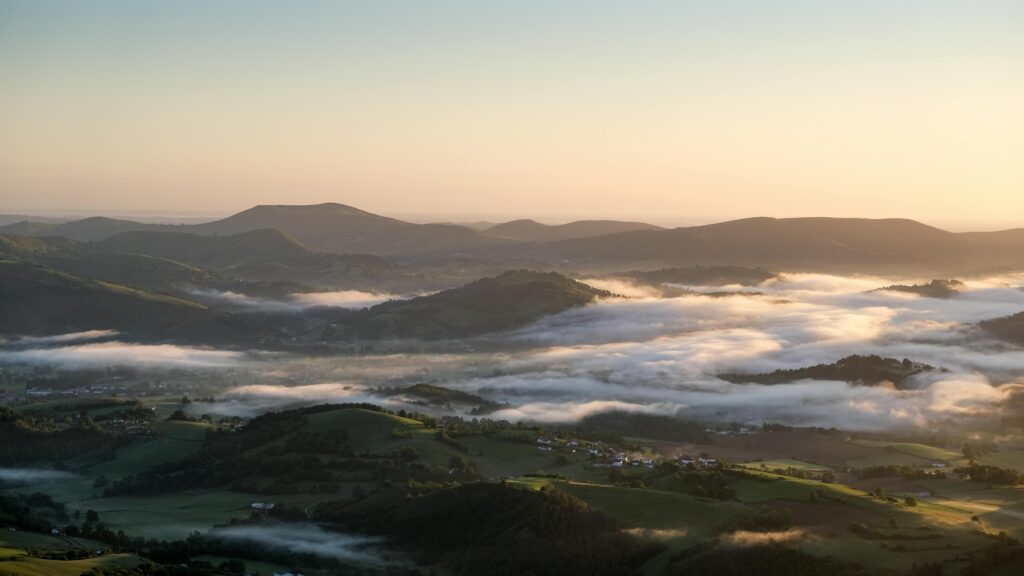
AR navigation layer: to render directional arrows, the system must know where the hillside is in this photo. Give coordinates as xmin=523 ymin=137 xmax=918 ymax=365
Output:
xmin=315 ymin=482 xmax=657 ymax=576
xmin=537 ymin=217 xmax=982 ymax=273
xmin=959 ymin=228 xmax=1024 ymax=250
xmin=191 ymin=202 xmax=514 ymax=255
xmin=92 ymin=228 xmax=415 ymax=291
xmin=484 ymin=218 xmax=662 ymax=242
xmin=0 ymin=233 xmax=314 ymax=300
xmin=94 ymin=228 xmax=316 ymax=268
xmin=0 ymin=261 xmax=276 ymax=345
xmin=718 ymin=355 xmax=937 ymax=388
xmin=0 ymin=234 xmax=82 ymax=260
xmin=16 ymin=205 xmax=1024 ymax=274
xmin=0 ymin=220 xmax=57 ymax=235
xmin=323 ymin=270 xmax=610 ymax=340
xmin=24 ymin=216 xmax=172 ymax=241
xmin=980 ymin=312 xmax=1024 ymax=346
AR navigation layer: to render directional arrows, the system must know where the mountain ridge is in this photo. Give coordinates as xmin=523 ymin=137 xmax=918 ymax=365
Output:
xmin=484 ymin=218 xmax=663 ymax=242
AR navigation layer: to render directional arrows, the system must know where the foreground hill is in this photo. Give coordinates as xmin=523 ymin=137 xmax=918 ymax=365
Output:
xmin=0 ymin=261 xmax=276 ymax=345
xmin=191 ymin=202 xmax=514 ymax=255
xmin=484 ymin=218 xmax=662 ymax=242
xmin=317 ymin=482 xmax=657 ymax=576
xmin=537 ymin=217 xmax=994 ymax=273
xmin=323 ymin=270 xmax=610 ymax=340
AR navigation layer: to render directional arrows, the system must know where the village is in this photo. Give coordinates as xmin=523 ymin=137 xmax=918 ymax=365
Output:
xmin=533 ymin=434 xmax=721 ymax=470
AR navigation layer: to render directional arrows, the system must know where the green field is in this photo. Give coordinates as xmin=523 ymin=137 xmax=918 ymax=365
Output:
xmin=0 ymin=532 xmax=143 ymax=576
xmin=0 ymin=553 xmax=142 ymax=576
xmin=978 ymin=450 xmax=1024 ymax=473
xmin=560 ymin=481 xmax=749 ymax=537
xmin=740 ymin=459 xmax=832 ymax=472
xmin=851 ymin=440 xmax=962 ymax=462
xmin=87 ymin=420 xmax=213 ymax=479
xmin=845 ymin=450 xmax=932 ymax=468
xmin=69 ymin=490 xmax=326 ymax=540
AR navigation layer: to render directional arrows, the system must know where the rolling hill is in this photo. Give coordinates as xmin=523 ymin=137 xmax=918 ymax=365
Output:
xmin=0 ymin=234 xmax=82 ymax=260
xmin=0 ymin=232 xmax=311 ymax=299
xmin=322 ymin=270 xmax=610 ymax=340
xmin=13 ymin=204 xmax=1024 ymax=274
xmin=537 ymin=217 xmax=978 ymax=272
xmin=92 ymin=228 xmax=415 ymax=291
xmin=484 ymin=218 xmax=662 ymax=242
xmin=191 ymin=202 xmax=514 ymax=255
xmin=0 ymin=220 xmax=57 ymax=235
xmin=18 ymin=216 xmax=173 ymax=241
xmin=980 ymin=312 xmax=1024 ymax=346
xmin=0 ymin=261 xmax=277 ymax=345
xmin=94 ymin=228 xmax=317 ymax=268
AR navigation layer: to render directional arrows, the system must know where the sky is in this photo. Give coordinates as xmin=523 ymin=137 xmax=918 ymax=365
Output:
xmin=1 ymin=1 xmax=1021 ymax=227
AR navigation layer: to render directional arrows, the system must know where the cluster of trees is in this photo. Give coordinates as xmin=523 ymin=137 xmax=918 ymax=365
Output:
xmin=0 ymin=405 xmax=122 ymax=463
xmin=577 ymin=411 xmax=706 ymax=443
xmin=760 ymin=423 xmax=844 ymax=435
xmin=722 ymin=506 xmax=793 ymax=533
xmin=955 ymin=464 xmax=1020 ymax=485
xmin=854 ymin=464 xmax=946 ymax=481
xmin=4 ymin=489 xmax=436 ymax=576
xmin=0 ymin=491 xmax=68 ymax=532
xmin=848 ymin=519 xmax=947 ymax=546
xmin=436 ymin=415 xmax=532 ymax=437
xmin=626 ymin=462 xmax=737 ymax=500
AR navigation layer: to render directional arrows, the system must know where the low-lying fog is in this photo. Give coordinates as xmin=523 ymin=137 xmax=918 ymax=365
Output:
xmin=209 ymin=524 xmax=398 ymax=565
xmin=5 ymin=273 xmax=1024 ymax=431
xmin=189 ymin=289 xmax=408 ymax=312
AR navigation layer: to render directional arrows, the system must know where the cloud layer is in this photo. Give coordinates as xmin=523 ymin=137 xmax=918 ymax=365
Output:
xmin=202 ymin=274 xmax=1024 ymax=430
xmin=191 ymin=289 xmax=403 ymax=312
xmin=464 ymin=273 xmax=1024 ymax=429
xmin=0 ymin=340 xmax=244 ymax=369
xmin=0 ymin=468 xmax=78 ymax=483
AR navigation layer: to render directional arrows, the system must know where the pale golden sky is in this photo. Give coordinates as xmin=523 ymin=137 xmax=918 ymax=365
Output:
xmin=1 ymin=1 xmax=1022 ymax=226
